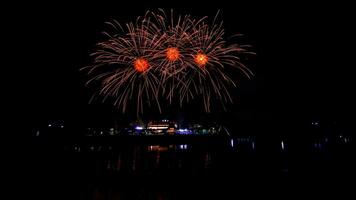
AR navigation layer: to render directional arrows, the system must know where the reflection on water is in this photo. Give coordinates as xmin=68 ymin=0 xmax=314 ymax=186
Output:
xmin=62 ymin=136 xmax=260 ymax=173
xmin=102 ymin=144 xmax=216 ymax=173
xmin=57 ymin=135 xmax=353 ymax=176
xmin=68 ymin=143 xmax=223 ymax=174
xmin=24 ymin=135 xmax=353 ymax=200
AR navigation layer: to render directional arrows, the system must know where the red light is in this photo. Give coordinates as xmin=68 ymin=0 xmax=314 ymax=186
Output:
xmin=134 ymin=58 xmax=149 ymax=72
xmin=194 ymin=53 xmax=208 ymax=67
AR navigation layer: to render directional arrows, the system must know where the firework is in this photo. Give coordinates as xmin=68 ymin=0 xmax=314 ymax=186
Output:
xmin=143 ymin=9 xmax=201 ymax=105
xmin=82 ymin=9 xmax=254 ymax=114
xmin=82 ymin=18 xmax=165 ymax=113
xmin=182 ymin=11 xmax=254 ymax=112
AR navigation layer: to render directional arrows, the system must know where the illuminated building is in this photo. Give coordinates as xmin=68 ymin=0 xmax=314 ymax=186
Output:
xmin=147 ymin=120 xmax=177 ymax=135
xmin=82 ymin=120 xmax=228 ymax=136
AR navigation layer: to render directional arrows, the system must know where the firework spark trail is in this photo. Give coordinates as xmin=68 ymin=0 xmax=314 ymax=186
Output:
xmin=181 ymin=11 xmax=254 ymax=112
xmin=82 ymin=16 xmax=165 ymax=114
xmin=82 ymin=9 xmax=254 ymax=114
xmin=144 ymin=9 xmax=202 ymax=104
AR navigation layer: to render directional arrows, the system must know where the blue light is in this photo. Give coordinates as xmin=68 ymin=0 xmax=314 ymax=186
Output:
xmin=135 ymin=126 xmax=144 ymax=130
xmin=230 ymin=139 xmax=234 ymax=147
xmin=177 ymin=129 xmax=192 ymax=135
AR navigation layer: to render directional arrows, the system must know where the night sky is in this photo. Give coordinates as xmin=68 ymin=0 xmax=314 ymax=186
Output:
xmin=10 ymin=2 xmax=354 ymax=133
xmin=4 ymin=4 xmax=355 ymax=200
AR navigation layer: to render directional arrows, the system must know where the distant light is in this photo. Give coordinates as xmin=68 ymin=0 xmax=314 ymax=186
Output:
xmin=281 ymin=141 xmax=285 ymax=150
xmin=314 ymin=143 xmax=323 ymax=149
xmin=312 ymin=121 xmax=319 ymax=126
xmin=179 ymin=144 xmax=188 ymax=150
xmin=35 ymin=130 xmax=40 ymax=136
xmin=177 ymin=129 xmax=191 ymax=134
xmin=48 ymin=124 xmax=52 ymax=127
xmin=74 ymin=145 xmax=80 ymax=152
xmin=135 ymin=126 xmax=144 ymax=130
xmin=60 ymin=125 xmax=64 ymax=128
xmin=230 ymin=139 xmax=234 ymax=148
xmin=252 ymin=142 xmax=255 ymax=150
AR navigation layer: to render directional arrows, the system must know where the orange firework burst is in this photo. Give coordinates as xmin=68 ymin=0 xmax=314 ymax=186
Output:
xmin=134 ymin=58 xmax=149 ymax=72
xmin=81 ymin=16 xmax=165 ymax=114
xmin=166 ymin=47 xmax=180 ymax=62
xmin=82 ymin=9 xmax=254 ymax=114
xmin=194 ymin=52 xmax=208 ymax=67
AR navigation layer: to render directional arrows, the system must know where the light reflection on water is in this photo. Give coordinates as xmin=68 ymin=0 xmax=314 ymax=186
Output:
xmin=103 ymin=144 xmax=217 ymax=173
xmin=58 ymin=135 xmax=353 ymax=179
xmin=26 ymin=135 xmax=353 ymax=200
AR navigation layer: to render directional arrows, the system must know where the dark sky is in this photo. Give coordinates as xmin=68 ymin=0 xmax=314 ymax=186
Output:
xmin=9 ymin=2 xmax=354 ymax=130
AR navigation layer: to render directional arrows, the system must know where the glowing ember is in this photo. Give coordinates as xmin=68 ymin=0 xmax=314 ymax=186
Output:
xmin=194 ymin=53 xmax=208 ymax=67
xmin=134 ymin=58 xmax=149 ymax=72
xmin=166 ymin=47 xmax=180 ymax=61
